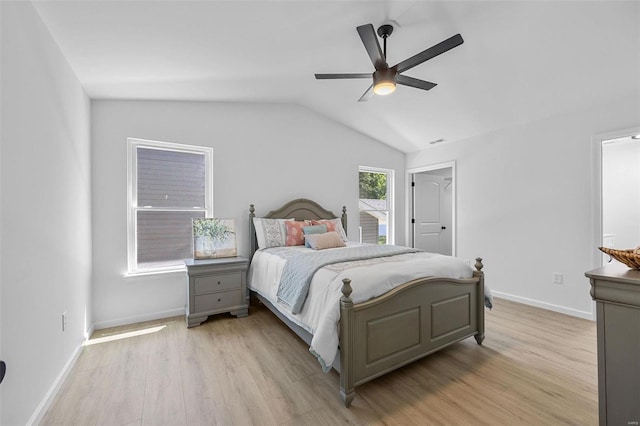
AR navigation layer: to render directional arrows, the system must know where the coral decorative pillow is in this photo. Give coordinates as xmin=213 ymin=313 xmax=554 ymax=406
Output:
xmin=285 ymin=220 xmax=310 ymax=246
xmin=311 ymin=219 xmax=348 ymax=241
xmin=305 ymin=231 xmax=346 ymax=250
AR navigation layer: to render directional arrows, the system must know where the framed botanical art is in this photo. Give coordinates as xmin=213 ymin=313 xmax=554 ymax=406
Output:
xmin=192 ymin=218 xmax=237 ymax=259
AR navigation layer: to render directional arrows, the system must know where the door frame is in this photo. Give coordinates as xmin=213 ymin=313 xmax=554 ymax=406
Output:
xmin=591 ymin=126 xmax=640 ymax=269
xmin=407 ymin=161 xmax=456 ymax=256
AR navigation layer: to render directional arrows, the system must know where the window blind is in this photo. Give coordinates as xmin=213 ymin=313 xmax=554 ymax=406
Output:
xmin=137 ymin=148 xmax=206 ymax=208
xmin=134 ymin=146 xmax=208 ymax=270
xmin=136 ymin=210 xmax=205 ymax=266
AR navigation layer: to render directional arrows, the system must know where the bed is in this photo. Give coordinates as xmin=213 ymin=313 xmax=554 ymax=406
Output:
xmin=248 ymin=198 xmax=486 ymax=407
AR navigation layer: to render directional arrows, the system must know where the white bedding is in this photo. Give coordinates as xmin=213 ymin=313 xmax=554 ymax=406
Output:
xmin=248 ymin=243 xmax=476 ymax=371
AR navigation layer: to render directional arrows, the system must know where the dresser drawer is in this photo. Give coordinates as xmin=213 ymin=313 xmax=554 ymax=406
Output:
xmin=194 ymin=289 xmax=242 ymax=312
xmin=194 ymin=272 xmax=242 ymax=294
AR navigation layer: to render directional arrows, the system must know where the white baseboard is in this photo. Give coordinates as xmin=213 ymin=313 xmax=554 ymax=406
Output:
xmin=492 ymin=291 xmax=595 ymax=321
xmin=93 ymin=307 xmax=185 ymax=330
xmin=85 ymin=323 xmax=95 ymax=341
xmin=27 ymin=341 xmax=83 ymax=426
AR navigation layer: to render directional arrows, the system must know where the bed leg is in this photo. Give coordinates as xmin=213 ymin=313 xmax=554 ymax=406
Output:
xmin=340 ymin=278 xmax=355 ymax=407
xmin=473 ymin=257 xmax=485 ymax=346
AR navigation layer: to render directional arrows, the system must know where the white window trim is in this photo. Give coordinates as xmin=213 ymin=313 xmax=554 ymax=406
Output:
xmin=126 ymin=138 xmax=213 ymax=276
xmin=358 ymin=166 xmax=395 ymax=245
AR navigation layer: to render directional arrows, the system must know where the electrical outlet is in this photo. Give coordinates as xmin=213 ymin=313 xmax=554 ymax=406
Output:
xmin=62 ymin=312 xmax=68 ymax=332
xmin=553 ymin=273 xmax=563 ymax=284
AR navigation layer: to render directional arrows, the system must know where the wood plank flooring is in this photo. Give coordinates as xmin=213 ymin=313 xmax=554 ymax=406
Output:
xmin=41 ymin=298 xmax=598 ymax=425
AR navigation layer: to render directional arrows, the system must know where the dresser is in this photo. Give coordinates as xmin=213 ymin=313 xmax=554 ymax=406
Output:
xmin=184 ymin=257 xmax=249 ymax=328
xmin=585 ymin=263 xmax=640 ymax=426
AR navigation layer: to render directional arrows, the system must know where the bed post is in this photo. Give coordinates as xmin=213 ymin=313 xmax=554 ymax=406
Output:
xmin=339 ymin=278 xmax=355 ymax=407
xmin=249 ymin=204 xmax=257 ymax=259
xmin=473 ymin=257 xmax=485 ymax=345
xmin=341 ymin=206 xmax=348 ymax=236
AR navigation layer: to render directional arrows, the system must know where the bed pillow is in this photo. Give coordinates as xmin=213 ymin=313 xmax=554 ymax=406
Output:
xmin=285 ymin=220 xmax=311 ymax=246
xmin=311 ymin=219 xmax=348 ymax=241
xmin=303 ymin=224 xmax=327 ymax=248
xmin=305 ymin=231 xmax=346 ymax=250
xmin=253 ymin=218 xmax=293 ymax=248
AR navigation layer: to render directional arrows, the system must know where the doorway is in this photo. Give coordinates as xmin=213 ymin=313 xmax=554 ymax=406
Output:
xmin=409 ymin=162 xmax=455 ymax=256
xmin=602 ymin=135 xmax=640 ymax=262
xmin=592 ymin=127 xmax=640 ymax=268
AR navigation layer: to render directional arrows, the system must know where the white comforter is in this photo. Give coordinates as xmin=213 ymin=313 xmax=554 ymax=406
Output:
xmin=248 ymin=243 xmax=475 ymax=371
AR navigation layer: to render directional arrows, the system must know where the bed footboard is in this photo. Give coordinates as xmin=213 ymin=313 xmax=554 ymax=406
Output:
xmin=339 ymin=258 xmax=485 ymax=407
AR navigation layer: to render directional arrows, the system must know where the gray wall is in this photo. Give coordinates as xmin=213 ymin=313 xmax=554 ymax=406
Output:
xmin=0 ymin=2 xmax=92 ymax=424
xmin=91 ymin=100 xmax=406 ymax=328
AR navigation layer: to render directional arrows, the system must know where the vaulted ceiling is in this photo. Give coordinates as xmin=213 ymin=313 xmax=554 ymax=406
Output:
xmin=33 ymin=1 xmax=640 ymax=153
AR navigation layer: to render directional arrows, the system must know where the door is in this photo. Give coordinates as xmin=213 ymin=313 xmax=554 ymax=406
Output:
xmin=602 ymin=135 xmax=640 ymax=262
xmin=413 ymin=171 xmax=453 ymax=255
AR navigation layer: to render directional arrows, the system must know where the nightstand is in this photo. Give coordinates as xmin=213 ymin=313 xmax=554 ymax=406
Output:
xmin=184 ymin=257 xmax=249 ymax=328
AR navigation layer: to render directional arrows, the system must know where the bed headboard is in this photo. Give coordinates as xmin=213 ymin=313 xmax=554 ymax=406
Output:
xmin=249 ymin=198 xmax=347 ymax=259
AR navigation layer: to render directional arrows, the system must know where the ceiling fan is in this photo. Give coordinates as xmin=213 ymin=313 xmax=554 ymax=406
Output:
xmin=315 ymin=23 xmax=464 ymax=102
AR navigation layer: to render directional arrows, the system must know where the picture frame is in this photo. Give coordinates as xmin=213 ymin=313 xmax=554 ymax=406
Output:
xmin=192 ymin=218 xmax=237 ymax=259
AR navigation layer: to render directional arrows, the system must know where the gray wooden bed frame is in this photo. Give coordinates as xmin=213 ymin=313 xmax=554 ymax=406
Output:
xmin=248 ymin=198 xmax=485 ymax=407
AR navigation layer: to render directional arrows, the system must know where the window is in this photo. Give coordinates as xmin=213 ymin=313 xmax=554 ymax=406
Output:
xmin=127 ymin=138 xmax=213 ymax=274
xmin=358 ymin=166 xmax=394 ymax=245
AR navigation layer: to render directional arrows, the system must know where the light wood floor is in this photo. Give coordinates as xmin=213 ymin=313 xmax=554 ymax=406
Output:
xmin=41 ymin=298 xmax=598 ymax=425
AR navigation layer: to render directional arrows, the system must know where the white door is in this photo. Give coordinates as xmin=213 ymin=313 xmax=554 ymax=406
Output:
xmin=413 ymin=172 xmax=452 ymax=255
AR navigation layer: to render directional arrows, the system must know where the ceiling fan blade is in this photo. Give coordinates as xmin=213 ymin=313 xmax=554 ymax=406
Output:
xmin=397 ymin=75 xmax=437 ymax=91
xmin=394 ymin=34 xmax=464 ymax=73
xmin=357 ymin=24 xmax=387 ymax=70
xmin=315 ymin=73 xmax=371 ymax=80
xmin=358 ymin=84 xmax=374 ymax=102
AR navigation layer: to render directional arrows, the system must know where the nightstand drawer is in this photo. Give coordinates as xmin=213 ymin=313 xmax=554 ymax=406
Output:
xmin=194 ymin=273 xmax=242 ymax=294
xmin=195 ymin=289 xmax=242 ymax=312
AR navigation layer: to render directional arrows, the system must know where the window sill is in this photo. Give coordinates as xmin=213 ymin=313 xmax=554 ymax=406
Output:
xmin=123 ymin=266 xmax=186 ymax=278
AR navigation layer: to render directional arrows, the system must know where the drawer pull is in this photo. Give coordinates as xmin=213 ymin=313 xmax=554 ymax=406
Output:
xmin=218 ymin=298 xmax=221 ymax=302
xmin=194 ymin=273 xmax=241 ymax=294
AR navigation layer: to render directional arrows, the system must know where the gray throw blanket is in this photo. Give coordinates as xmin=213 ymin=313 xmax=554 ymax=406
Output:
xmin=276 ymin=245 xmax=419 ymax=314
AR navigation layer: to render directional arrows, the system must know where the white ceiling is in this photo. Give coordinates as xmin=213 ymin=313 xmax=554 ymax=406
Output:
xmin=32 ymin=0 xmax=640 ymax=153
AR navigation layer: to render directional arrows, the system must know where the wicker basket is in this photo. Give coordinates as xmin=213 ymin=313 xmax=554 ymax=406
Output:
xmin=599 ymin=246 xmax=640 ymax=269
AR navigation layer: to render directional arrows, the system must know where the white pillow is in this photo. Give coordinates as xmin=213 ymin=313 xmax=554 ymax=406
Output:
xmin=253 ymin=218 xmax=293 ymax=248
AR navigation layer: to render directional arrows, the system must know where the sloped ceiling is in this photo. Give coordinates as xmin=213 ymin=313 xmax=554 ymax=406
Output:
xmin=32 ymin=0 xmax=640 ymax=153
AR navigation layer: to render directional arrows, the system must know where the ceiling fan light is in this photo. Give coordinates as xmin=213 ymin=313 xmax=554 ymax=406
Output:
xmin=373 ymin=69 xmax=397 ymax=96
xmin=374 ymin=81 xmax=396 ymax=95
